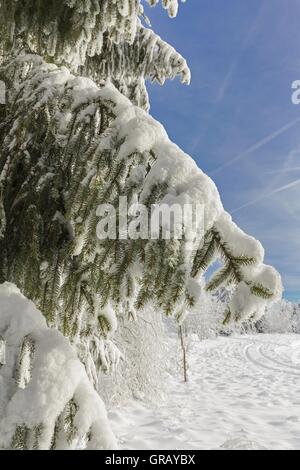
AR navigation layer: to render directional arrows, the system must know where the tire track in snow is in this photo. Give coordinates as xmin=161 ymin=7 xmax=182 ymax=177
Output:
xmin=244 ymin=343 xmax=300 ymax=377
xmin=259 ymin=345 xmax=300 ymax=372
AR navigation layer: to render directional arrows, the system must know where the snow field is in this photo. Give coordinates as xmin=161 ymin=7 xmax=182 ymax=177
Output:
xmin=110 ymin=334 xmax=300 ymax=450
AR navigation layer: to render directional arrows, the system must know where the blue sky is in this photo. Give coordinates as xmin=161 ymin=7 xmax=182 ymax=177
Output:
xmin=145 ymin=0 xmax=300 ymax=302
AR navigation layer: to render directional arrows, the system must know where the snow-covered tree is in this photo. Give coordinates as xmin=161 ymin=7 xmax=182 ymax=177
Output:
xmin=0 ymin=0 xmax=190 ymax=110
xmin=0 ymin=0 xmax=283 ymax=449
xmin=0 ymin=283 xmax=116 ymax=450
xmin=187 ymin=282 xmax=228 ymax=341
xmin=0 ymin=54 xmax=282 ymax=362
xmin=257 ymin=299 xmax=300 ymax=334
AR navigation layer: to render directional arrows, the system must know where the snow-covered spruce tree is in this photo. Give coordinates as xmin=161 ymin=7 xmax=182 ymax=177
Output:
xmin=0 ymin=0 xmax=282 ymax=449
xmin=0 ymin=0 xmax=190 ymax=110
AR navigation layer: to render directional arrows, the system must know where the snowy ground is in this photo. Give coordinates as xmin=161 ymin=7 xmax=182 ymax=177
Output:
xmin=109 ymin=334 xmax=300 ymax=450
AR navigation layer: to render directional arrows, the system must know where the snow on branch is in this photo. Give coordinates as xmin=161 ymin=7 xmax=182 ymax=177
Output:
xmin=0 ymin=1 xmax=187 ymax=72
xmin=146 ymin=0 xmax=183 ymax=18
xmin=0 ymin=283 xmax=116 ymax=450
xmin=0 ymin=1 xmax=190 ymax=110
xmin=84 ymin=25 xmax=191 ymax=110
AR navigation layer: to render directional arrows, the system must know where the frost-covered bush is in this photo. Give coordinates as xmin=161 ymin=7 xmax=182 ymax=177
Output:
xmin=100 ymin=308 xmax=167 ymax=407
xmin=257 ymin=299 xmax=300 ymax=334
xmin=187 ymin=288 xmax=226 ymax=341
xmin=186 ymin=283 xmax=262 ymax=341
xmin=292 ymin=304 xmax=300 ymax=333
xmin=0 ymin=283 xmax=115 ymax=450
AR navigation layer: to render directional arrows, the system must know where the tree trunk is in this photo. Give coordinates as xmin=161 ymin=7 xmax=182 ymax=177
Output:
xmin=179 ymin=325 xmax=188 ymax=382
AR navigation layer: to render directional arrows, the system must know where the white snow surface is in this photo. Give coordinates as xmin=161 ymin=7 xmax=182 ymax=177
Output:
xmin=110 ymin=334 xmax=300 ymax=450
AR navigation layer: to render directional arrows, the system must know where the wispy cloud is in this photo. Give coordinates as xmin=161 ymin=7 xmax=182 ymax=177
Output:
xmin=190 ymin=3 xmax=265 ymax=154
xmin=268 ymin=166 xmax=300 ymax=174
xmin=214 ymin=3 xmax=264 ymax=104
xmin=214 ymin=62 xmax=237 ymax=104
xmin=211 ymin=116 xmax=300 ymax=175
xmin=232 ymin=177 xmax=300 ymax=213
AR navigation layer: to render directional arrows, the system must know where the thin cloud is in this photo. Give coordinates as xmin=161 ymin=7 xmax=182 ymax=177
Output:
xmin=214 ymin=4 xmax=263 ymax=104
xmin=190 ymin=4 xmax=264 ymax=154
xmin=268 ymin=166 xmax=300 ymax=174
xmin=211 ymin=116 xmax=300 ymax=175
xmin=232 ymin=177 xmax=300 ymax=214
xmin=214 ymin=62 xmax=237 ymax=104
